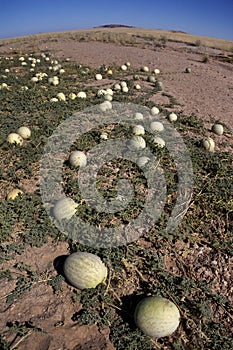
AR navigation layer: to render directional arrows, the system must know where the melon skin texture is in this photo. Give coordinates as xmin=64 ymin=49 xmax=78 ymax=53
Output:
xmin=63 ymin=252 xmax=108 ymax=290
xmin=134 ymin=296 xmax=180 ymax=338
xmin=7 ymin=133 xmax=23 ymax=145
xmin=104 ymin=93 xmax=113 ymax=102
xmin=134 ymin=112 xmax=144 ymax=120
xmin=212 ymin=123 xmax=224 ymax=135
xmin=136 ymin=156 xmax=150 ymax=167
xmin=95 ymin=73 xmax=102 ymax=80
xmin=77 ymin=91 xmax=87 ymax=99
xmin=17 ymin=126 xmax=31 ymax=139
xmin=133 ymin=125 xmax=145 ymax=136
xmin=53 ymin=197 xmax=77 ymax=221
xmin=150 ymin=106 xmax=160 ymax=116
xmin=168 ymin=113 xmax=178 ymax=122
xmin=57 ymin=92 xmax=66 ymax=101
xmin=69 ymin=151 xmax=87 ymax=168
xmin=128 ymin=136 xmax=146 ymax=150
xmin=150 ymin=121 xmax=164 ymax=132
xmin=202 ymin=137 xmax=215 ymax=152
xmin=142 ymin=66 xmax=149 ymax=72
xmin=99 ymin=101 xmax=112 ymax=112
xmin=134 ymin=84 xmax=141 ymax=90
xmin=69 ymin=92 xmax=77 ymax=100
xmin=153 ymin=136 xmax=165 ymax=148
xmin=148 ymin=75 xmax=156 ymax=83
xmin=7 ymin=189 xmax=23 ymax=200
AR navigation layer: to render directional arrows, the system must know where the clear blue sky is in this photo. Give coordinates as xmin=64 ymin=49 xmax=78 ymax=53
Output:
xmin=0 ymin=0 xmax=232 ymax=40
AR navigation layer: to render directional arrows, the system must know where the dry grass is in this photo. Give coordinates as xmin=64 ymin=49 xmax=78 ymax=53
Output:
xmin=1 ymin=27 xmax=232 ymax=52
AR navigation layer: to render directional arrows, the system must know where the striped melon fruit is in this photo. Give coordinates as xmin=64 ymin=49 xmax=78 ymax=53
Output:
xmin=52 ymin=197 xmax=77 ymax=221
xmin=202 ymin=137 xmax=215 ymax=152
xmin=134 ymin=296 xmax=180 ymax=338
xmin=17 ymin=126 xmax=31 ymax=139
xmin=128 ymin=135 xmax=146 ymax=150
xmin=69 ymin=150 xmax=87 ymax=168
xmin=7 ymin=133 xmax=23 ymax=145
xmin=63 ymin=252 xmax=107 ymax=290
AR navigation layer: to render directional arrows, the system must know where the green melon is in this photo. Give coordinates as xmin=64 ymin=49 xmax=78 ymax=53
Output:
xmin=147 ymin=75 xmax=156 ymax=83
xmin=134 ymin=296 xmax=180 ymax=338
xmin=133 ymin=125 xmax=145 ymax=136
xmin=150 ymin=121 xmax=164 ymax=132
xmin=53 ymin=197 xmax=77 ymax=221
xmin=63 ymin=252 xmax=108 ymax=290
xmin=7 ymin=133 xmax=23 ymax=145
xmin=168 ymin=112 xmax=178 ymax=122
xmin=17 ymin=126 xmax=31 ymax=139
xmin=69 ymin=150 xmax=87 ymax=168
xmin=128 ymin=135 xmax=146 ymax=150
xmin=212 ymin=123 xmax=224 ymax=136
xmin=202 ymin=137 xmax=215 ymax=152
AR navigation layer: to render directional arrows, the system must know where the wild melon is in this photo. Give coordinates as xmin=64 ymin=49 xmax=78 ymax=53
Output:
xmin=134 ymin=296 xmax=180 ymax=338
xmin=63 ymin=252 xmax=107 ymax=290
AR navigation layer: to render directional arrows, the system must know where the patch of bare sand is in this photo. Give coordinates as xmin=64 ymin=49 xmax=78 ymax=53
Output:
xmin=30 ymin=40 xmax=233 ymax=129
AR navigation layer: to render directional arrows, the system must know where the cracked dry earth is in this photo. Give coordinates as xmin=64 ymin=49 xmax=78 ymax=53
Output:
xmin=0 ymin=38 xmax=232 ymax=349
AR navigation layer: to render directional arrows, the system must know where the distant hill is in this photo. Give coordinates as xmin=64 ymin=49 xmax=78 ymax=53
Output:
xmin=169 ymin=30 xmax=188 ymax=34
xmin=94 ymin=25 xmax=187 ymax=34
xmin=94 ymin=24 xmax=135 ymax=29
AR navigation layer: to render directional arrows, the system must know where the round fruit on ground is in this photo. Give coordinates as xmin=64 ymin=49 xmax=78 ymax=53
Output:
xmin=63 ymin=252 xmax=108 ymax=290
xmin=134 ymin=296 xmax=180 ymax=338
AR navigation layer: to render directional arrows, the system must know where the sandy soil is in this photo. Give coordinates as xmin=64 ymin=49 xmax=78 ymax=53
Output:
xmin=39 ymin=40 xmax=233 ymax=128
